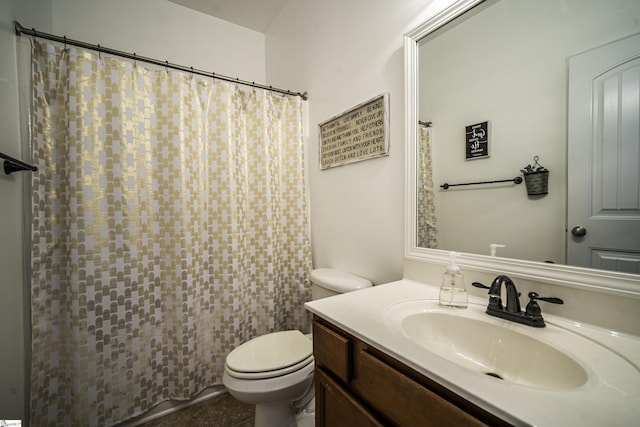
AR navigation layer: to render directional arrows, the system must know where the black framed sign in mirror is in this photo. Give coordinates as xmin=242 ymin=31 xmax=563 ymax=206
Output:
xmin=465 ymin=121 xmax=490 ymax=160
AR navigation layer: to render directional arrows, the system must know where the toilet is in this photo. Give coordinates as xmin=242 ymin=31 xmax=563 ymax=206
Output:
xmin=222 ymin=268 xmax=372 ymax=427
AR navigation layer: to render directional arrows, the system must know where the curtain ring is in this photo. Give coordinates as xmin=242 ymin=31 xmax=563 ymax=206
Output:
xmin=133 ymin=53 xmax=137 ymax=67
xmin=165 ymin=60 xmax=169 ymax=73
xmin=97 ymin=44 xmax=101 ymax=60
xmin=63 ymin=35 xmax=67 ymax=50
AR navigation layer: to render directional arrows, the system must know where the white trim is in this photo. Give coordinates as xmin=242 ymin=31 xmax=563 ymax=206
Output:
xmin=404 ymin=0 xmax=640 ymax=299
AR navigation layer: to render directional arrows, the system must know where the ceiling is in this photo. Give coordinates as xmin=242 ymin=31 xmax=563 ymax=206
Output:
xmin=168 ymin=0 xmax=288 ymax=33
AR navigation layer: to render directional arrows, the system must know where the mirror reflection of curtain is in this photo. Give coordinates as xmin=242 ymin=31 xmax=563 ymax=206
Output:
xmin=29 ymin=40 xmax=312 ymax=426
xmin=417 ymin=125 xmax=437 ymax=248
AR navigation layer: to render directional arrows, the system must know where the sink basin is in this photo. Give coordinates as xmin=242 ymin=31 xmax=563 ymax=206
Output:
xmin=384 ymin=301 xmax=589 ymax=389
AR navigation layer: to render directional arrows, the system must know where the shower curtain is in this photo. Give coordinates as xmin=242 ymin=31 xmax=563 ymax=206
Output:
xmin=417 ymin=125 xmax=437 ymax=248
xmin=29 ymin=40 xmax=312 ymax=426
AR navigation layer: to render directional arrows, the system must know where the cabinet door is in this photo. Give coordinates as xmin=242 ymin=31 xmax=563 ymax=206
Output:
xmin=316 ymin=368 xmax=384 ymax=427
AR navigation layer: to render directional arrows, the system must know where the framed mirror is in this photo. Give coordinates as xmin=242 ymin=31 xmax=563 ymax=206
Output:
xmin=405 ymin=0 xmax=640 ymax=294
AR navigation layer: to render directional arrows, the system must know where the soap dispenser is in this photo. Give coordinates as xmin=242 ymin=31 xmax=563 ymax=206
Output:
xmin=439 ymin=252 xmax=468 ymax=308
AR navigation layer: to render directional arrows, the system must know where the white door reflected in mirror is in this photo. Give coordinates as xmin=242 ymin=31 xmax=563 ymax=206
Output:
xmin=567 ymin=32 xmax=640 ymax=273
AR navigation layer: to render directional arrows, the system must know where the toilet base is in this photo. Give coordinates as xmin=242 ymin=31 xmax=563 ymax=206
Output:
xmin=294 ymin=397 xmax=315 ymax=427
xmin=255 ymin=402 xmax=297 ymax=427
xmin=253 ymin=399 xmax=315 ymax=427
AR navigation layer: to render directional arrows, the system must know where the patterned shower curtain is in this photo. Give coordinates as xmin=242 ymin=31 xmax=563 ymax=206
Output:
xmin=417 ymin=125 xmax=437 ymax=248
xmin=29 ymin=40 xmax=312 ymax=426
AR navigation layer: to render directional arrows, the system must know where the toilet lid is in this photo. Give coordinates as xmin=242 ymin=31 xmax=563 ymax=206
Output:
xmin=226 ymin=330 xmax=313 ymax=376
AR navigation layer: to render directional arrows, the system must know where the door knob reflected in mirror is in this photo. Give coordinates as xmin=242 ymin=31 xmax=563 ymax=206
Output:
xmin=571 ymin=226 xmax=587 ymax=237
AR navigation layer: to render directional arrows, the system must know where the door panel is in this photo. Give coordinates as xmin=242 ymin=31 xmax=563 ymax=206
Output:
xmin=591 ymin=250 xmax=640 ymax=274
xmin=567 ymin=33 xmax=640 ymax=272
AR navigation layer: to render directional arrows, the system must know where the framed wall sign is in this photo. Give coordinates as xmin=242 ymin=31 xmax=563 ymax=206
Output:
xmin=465 ymin=121 xmax=490 ymax=160
xmin=318 ymin=93 xmax=390 ymax=169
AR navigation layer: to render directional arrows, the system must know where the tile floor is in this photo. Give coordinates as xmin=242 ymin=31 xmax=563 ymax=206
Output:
xmin=138 ymin=393 xmax=254 ymax=427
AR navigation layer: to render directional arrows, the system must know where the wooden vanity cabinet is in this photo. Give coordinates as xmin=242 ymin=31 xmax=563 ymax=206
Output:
xmin=313 ymin=317 xmax=510 ymax=427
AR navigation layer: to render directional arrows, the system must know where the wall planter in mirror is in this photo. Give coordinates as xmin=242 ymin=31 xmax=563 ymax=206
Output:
xmin=318 ymin=93 xmax=389 ymax=169
xmin=521 ymin=156 xmax=548 ymax=196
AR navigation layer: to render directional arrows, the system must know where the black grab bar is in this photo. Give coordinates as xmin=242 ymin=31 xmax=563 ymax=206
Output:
xmin=440 ymin=176 xmax=522 ymax=190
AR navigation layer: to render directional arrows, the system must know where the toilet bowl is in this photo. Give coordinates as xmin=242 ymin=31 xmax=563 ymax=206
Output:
xmin=222 ymin=268 xmax=372 ymax=427
xmin=223 ymin=330 xmax=315 ymax=427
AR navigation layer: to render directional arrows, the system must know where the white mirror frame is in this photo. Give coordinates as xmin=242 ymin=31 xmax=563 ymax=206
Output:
xmin=404 ymin=0 xmax=640 ymax=298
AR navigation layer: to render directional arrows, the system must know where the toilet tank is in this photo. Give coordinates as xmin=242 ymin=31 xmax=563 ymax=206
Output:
xmin=309 ymin=268 xmax=372 ymax=300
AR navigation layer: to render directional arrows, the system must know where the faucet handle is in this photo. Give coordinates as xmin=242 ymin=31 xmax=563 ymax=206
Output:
xmin=473 ymin=281 xmax=504 ymax=311
xmin=525 ymin=292 xmax=563 ymax=321
xmin=527 ymin=292 xmax=563 ymax=305
xmin=473 ymin=281 xmax=521 ymax=297
xmin=472 ymin=281 xmax=490 ymax=290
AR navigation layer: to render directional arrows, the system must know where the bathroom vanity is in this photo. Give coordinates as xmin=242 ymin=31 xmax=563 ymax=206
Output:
xmin=305 ymin=279 xmax=640 ymax=426
xmin=313 ymin=318 xmax=507 ymax=426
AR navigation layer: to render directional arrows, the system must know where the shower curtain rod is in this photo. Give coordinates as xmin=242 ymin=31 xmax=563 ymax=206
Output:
xmin=14 ymin=21 xmax=308 ymax=100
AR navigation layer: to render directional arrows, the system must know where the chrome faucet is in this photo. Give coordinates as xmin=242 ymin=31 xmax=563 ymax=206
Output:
xmin=473 ymin=275 xmax=563 ymax=327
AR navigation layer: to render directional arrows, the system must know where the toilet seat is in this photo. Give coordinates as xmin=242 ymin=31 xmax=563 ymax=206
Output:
xmin=225 ymin=330 xmax=313 ymax=380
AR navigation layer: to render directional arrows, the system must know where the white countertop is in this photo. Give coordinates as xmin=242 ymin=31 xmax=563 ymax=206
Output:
xmin=305 ymin=279 xmax=640 ymax=427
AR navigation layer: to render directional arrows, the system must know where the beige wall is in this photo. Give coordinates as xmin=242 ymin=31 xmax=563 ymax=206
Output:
xmin=0 ymin=0 xmax=266 ymax=420
xmin=48 ymin=0 xmax=266 ymax=82
xmin=265 ymin=0 xmax=640 ymax=335
xmin=266 ymin=0 xmax=449 ymax=285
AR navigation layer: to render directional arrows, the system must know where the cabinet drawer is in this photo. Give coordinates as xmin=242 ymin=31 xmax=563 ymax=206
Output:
xmin=357 ymin=349 xmax=488 ymax=427
xmin=313 ymin=320 xmax=352 ymax=383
